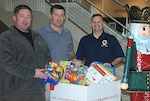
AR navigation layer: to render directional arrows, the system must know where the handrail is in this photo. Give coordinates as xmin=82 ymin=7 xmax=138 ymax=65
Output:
xmin=114 ymin=0 xmax=130 ymax=36
xmin=114 ymin=0 xmax=124 ymax=7
xmin=114 ymin=0 xmax=130 ymax=22
xmin=86 ymin=0 xmax=129 ymax=32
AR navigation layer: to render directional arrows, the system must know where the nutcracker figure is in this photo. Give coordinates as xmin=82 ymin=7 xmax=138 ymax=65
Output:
xmin=121 ymin=5 xmax=150 ymax=101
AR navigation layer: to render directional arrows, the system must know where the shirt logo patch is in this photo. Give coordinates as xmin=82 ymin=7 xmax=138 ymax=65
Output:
xmin=101 ymin=40 xmax=108 ymax=47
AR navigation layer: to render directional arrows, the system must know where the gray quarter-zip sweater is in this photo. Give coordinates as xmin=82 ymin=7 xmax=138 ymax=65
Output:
xmin=0 ymin=26 xmax=51 ymax=97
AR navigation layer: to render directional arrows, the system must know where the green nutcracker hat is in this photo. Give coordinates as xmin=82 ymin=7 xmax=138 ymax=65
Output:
xmin=125 ymin=5 xmax=150 ymax=24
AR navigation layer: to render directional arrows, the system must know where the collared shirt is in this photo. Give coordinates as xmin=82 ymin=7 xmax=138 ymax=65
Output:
xmin=76 ymin=31 xmax=124 ymax=66
xmin=37 ymin=23 xmax=74 ymax=63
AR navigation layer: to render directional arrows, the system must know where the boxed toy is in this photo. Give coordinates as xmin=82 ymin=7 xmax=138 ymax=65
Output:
xmin=86 ymin=62 xmax=117 ymax=85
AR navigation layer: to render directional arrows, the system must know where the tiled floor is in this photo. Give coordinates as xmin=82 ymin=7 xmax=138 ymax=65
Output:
xmin=122 ymin=91 xmax=130 ymax=101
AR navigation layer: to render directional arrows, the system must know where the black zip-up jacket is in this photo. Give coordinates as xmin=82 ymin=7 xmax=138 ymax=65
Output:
xmin=0 ymin=26 xmax=51 ymax=97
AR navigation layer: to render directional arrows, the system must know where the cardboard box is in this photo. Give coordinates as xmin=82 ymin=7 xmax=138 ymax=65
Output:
xmin=50 ymin=80 xmax=121 ymax=101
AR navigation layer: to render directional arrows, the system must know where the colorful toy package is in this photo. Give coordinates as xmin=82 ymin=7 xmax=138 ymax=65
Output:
xmin=86 ymin=61 xmax=117 ymax=85
xmin=60 ymin=61 xmax=87 ymax=86
xmin=39 ymin=61 xmax=64 ymax=90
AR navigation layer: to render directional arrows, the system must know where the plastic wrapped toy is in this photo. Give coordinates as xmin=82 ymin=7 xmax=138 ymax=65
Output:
xmin=39 ymin=61 xmax=64 ymax=90
xmin=60 ymin=61 xmax=87 ymax=85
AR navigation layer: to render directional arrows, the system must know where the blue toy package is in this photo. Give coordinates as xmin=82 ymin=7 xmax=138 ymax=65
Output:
xmin=93 ymin=61 xmax=116 ymax=75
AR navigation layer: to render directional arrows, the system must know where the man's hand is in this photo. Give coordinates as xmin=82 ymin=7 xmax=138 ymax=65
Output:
xmin=103 ymin=62 xmax=112 ymax=66
xmin=34 ymin=69 xmax=48 ymax=79
xmin=72 ymin=59 xmax=83 ymax=67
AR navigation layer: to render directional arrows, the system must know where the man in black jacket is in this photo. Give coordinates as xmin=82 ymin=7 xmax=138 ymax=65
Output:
xmin=0 ymin=5 xmax=51 ymax=101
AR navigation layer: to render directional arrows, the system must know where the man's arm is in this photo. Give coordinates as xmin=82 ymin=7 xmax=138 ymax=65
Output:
xmin=69 ymin=52 xmax=84 ymax=66
xmin=111 ymin=57 xmax=124 ymax=66
xmin=34 ymin=69 xmax=48 ymax=79
xmin=69 ymin=52 xmax=76 ymax=60
xmin=103 ymin=57 xmax=124 ymax=67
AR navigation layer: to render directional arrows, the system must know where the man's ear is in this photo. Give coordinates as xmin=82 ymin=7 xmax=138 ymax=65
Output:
xmin=13 ymin=16 xmax=16 ymax=22
xmin=49 ymin=14 xmax=51 ymax=19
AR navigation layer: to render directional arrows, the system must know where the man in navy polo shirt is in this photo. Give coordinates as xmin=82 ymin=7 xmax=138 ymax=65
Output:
xmin=76 ymin=14 xmax=124 ymax=67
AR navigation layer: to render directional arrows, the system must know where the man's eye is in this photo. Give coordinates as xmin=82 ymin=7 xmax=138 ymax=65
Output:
xmin=19 ymin=15 xmax=24 ymax=17
xmin=27 ymin=16 xmax=31 ymax=18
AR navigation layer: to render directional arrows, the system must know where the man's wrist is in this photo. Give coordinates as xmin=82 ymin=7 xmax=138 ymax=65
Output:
xmin=110 ymin=63 xmax=114 ymax=67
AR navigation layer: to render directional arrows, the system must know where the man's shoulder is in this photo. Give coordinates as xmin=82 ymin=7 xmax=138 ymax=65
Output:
xmin=0 ymin=29 xmax=10 ymax=38
xmin=84 ymin=34 xmax=92 ymax=38
xmin=36 ymin=24 xmax=50 ymax=32
xmin=103 ymin=32 xmax=116 ymax=39
xmin=37 ymin=26 xmax=45 ymax=30
xmin=80 ymin=34 xmax=92 ymax=40
xmin=1 ymin=26 xmax=16 ymax=36
xmin=30 ymin=29 xmax=39 ymax=35
xmin=63 ymin=27 xmax=71 ymax=33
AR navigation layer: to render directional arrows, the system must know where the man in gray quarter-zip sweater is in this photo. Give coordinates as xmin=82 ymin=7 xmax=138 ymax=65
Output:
xmin=0 ymin=5 xmax=51 ymax=101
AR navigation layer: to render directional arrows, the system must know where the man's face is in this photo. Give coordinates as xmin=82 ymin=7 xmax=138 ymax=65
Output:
xmin=50 ymin=8 xmax=66 ymax=28
xmin=91 ymin=16 xmax=104 ymax=32
xmin=13 ymin=9 xmax=32 ymax=32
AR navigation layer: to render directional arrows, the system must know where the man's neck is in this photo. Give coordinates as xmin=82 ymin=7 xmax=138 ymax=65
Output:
xmin=14 ymin=26 xmax=29 ymax=33
xmin=93 ymin=31 xmax=103 ymax=39
xmin=50 ymin=23 xmax=62 ymax=34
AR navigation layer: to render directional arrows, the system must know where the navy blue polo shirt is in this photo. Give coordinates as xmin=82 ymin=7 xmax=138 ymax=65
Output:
xmin=76 ymin=32 xmax=124 ymax=66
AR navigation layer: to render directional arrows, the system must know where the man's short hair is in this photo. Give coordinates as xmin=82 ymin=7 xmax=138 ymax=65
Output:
xmin=50 ymin=5 xmax=66 ymax=15
xmin=91 ymin=14 xmax=104 ymax=21
xmin=14 ymin=5 xmax=32 ymax=15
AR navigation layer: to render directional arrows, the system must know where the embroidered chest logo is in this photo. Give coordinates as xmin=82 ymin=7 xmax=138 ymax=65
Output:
xmin=101 ymin=40 xmax=108 ymax=47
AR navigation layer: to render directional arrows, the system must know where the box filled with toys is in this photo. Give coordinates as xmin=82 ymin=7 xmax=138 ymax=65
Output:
xmin=50 ymin=61 xmax=121 ymax=101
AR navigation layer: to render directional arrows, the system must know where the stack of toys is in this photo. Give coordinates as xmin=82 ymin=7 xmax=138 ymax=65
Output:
xmin=60 ymin=61 xmax=117 ymax=86
xmin=60 ymin=61 xmax=88 ymax=86
xmin=40 ymin=61 xmax=117 ymax=87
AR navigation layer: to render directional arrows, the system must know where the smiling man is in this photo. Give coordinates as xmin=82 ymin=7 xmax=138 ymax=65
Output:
xmin=0 ymin=5 xmax=51 ymax=101
xmin=75 ymin=14 xmax=124 ymax=67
